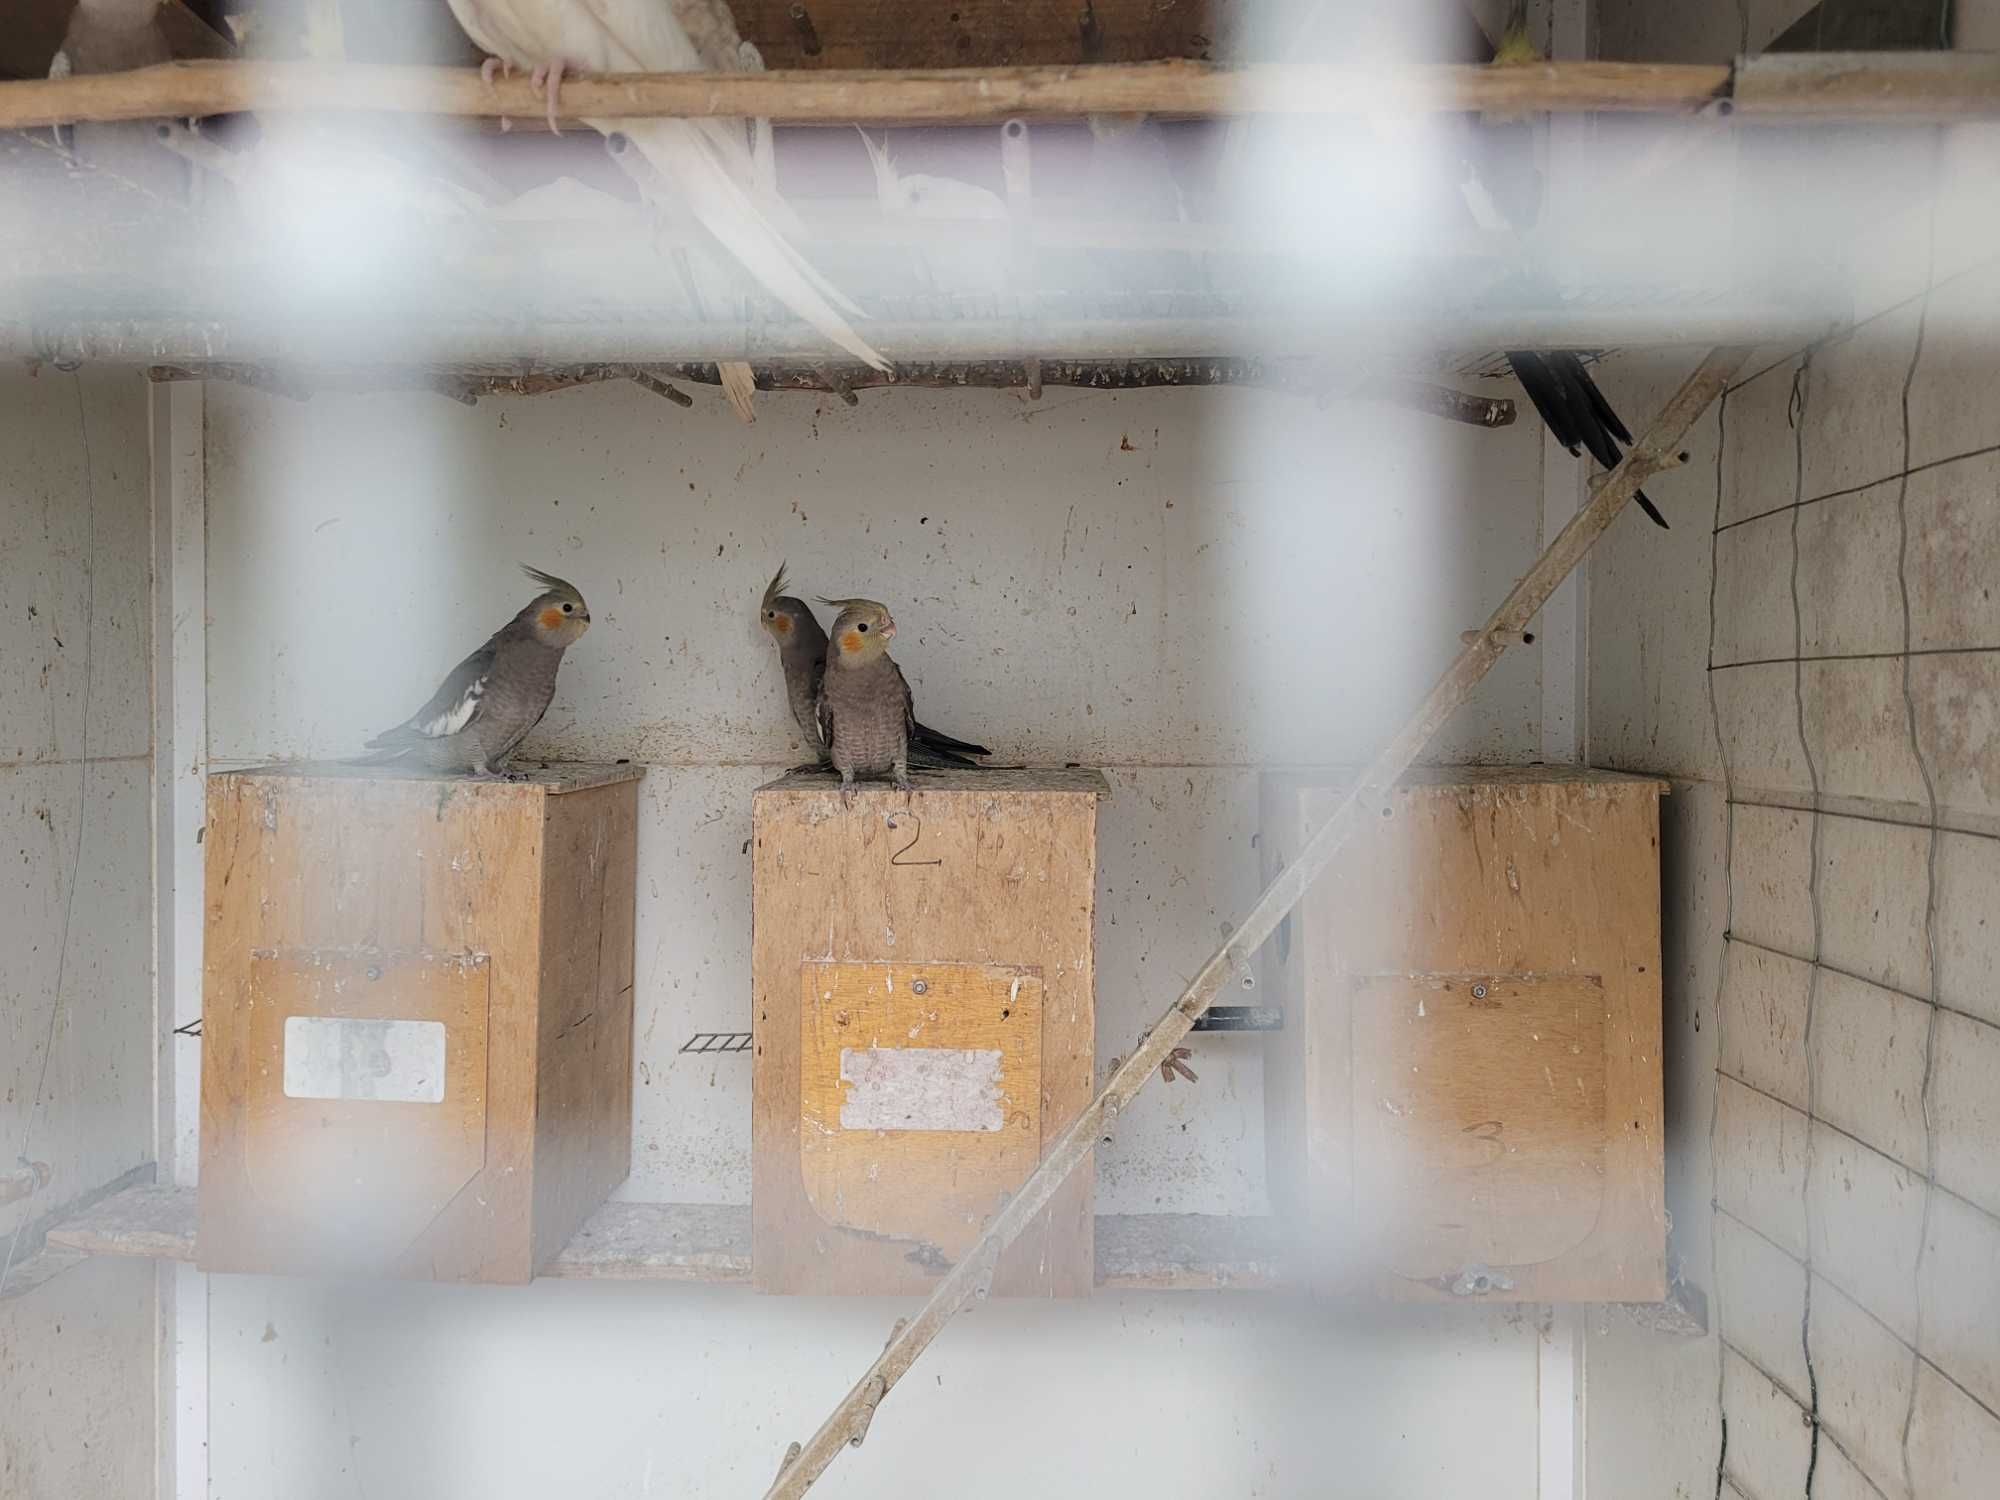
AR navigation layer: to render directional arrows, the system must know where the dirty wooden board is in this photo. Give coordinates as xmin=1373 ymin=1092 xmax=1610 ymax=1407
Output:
xmin=800 ymin=961 xmax=1043 ymax=1261
xmin=198 ymin=763 xmax=641 ymax=1283
xmin=1261 ymin=767 xmax=1667 ymax=1303
xmin=753 ymin=770 xmax=1105 ymax=1296
xmin=44 ymin=1183 xmax=1285 ymax=1290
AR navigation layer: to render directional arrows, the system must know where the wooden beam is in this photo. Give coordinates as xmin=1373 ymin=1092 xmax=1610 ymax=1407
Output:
xmin=7 ymin=52 xmax=1999 ymax=131
xmin=0 ymin=57 xmax=1740 ymax=129
xmin=759 ymin=346 xmax=1752 ymax=1500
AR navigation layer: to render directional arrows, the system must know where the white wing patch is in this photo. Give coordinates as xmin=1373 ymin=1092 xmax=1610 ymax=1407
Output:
xmin=420 ymin=676 xmax=485 ymax=738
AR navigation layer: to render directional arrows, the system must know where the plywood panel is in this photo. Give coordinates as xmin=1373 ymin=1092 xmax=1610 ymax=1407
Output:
xmin=1350 ymin=972 xmax=1607 ymax=1282
xmin=752 ymin=768 xmax=1102 ymax=1296
xmin=1262 ymin=768 xmax=1666 ymax=1302
xmin=799 ymin=960 xmax=1042 ymax=1259
xmin=198 ymin=763 xmax=641 ymax=1283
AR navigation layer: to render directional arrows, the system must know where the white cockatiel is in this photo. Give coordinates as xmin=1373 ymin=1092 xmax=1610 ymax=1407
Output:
xmin=442 ymin=0 xmax=887 ymax=396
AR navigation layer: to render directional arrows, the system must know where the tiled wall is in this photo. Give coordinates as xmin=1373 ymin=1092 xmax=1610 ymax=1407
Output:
xmin=1706 ymin=141 xmax=2000 ymax=1500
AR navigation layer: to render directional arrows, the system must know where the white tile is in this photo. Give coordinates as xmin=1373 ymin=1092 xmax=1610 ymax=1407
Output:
xmin=1796 ymin=482 xmax=1906 ymax=659
xmin=1811 ymin=1274 xmax=1917 ymax=1499
xmin=1719 ymin=940 xmax=1811 ymax=1111
xmin=1715 ymin=663 xmax=1814 ymax=805
xmin=1730 ymin=804 xmax=1816 ymax=958
xmin=1714 ymin=512 xmax=1798 ymax=667
xmin=1907 ymin=1360 xmax=2000 ymax=1500
xmin=1802 ymin=304 xmax=1922 ymax=503
xmin=1717 ymin=1076 xmax=1810 ymax=1261
xmin=1904 ymin=450 xmax=2000 ymax=653
xmin=1812 ymin=1441 xmax=1887 ymax=1500
xmin=1717 ymin=1211 xmax=1809 ymax=1402
xmin=1722 ymin=1345 xmax=1811 ymax=1500
xmin=1818 ymin=815 xmax=1935 ymax=1000
xmin=1932 ymin=122 xmax=2000 ymax=284
xmin=1812 ymin=969 xmax=1932 ymax=1172
xmin=1909 ymin=259 xmax=2000 ymax=469
xmin=1723 ymin=355 xmax=1806 ymax=529
xmin=1919 ymin=1189 xmax=2000 ymax=1419
xmin=1936 ymin=831 xmax=2000 ymax=1028
xmin=1930 ymin=1012 xmax=2000 ymax=1221
xmin=1911 ymin=652 xmax=2000 ymax=831
xmin=1810 ymin=1123 xmax=1925 ymax=1343
xmin=1801 ymin=659 xmax=1931 ymax=815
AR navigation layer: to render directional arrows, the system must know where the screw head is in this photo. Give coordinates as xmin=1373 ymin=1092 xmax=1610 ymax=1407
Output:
xmin=365 ymin=964 xmax=383 ymax=982
xmin=912 ymin=979 xmax=928 ymax=995
xmin=1471 ymin=983 xmax=1488 ymax=999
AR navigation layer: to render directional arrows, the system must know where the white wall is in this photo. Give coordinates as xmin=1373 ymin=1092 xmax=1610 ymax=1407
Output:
xmin=195 ymin=373 xmax=1560 ymax=1498
xmin=0 ymin=367 xmax=158 ymax=1497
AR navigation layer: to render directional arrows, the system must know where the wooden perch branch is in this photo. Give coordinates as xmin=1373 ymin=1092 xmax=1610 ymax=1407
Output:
xmin=760 ymin=344 xmax=1752 ymax=1500
xmin=143 ymin=360 xmax=1517 ymax=428
xmin=4 ymin=52 xmax=1999 ymax=131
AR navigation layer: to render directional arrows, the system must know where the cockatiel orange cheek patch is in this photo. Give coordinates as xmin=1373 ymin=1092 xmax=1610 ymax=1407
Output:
xmin=771 ymin=615 xmax=792 ymax=634
xmin=540 ymin=607 xmax=565 ymax=629
xmin=841 ymin=630 xmax=863 ymax=653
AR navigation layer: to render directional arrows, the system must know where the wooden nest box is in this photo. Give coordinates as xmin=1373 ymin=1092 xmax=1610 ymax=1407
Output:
xmin=197 ymin=763 xmax=644 ymax=1283
xmin=751 ymin=768 xmax=1107 ymax=1296
xmin=1260 ymin=767 xmax=1668 ymax=1303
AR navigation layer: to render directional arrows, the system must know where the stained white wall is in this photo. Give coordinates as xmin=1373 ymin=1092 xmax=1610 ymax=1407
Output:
xmin=0 ymin=367 xmax=158 ymax=1497
xmin=195 ymin=372 xmax=1561 ymax=1499
xmin=1580 ymin=9 xmax=2000 ymax=1500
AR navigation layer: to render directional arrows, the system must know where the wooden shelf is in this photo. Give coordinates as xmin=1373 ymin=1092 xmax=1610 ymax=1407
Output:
xmin=39 ymin=1184 xmax=1281 ymax=1292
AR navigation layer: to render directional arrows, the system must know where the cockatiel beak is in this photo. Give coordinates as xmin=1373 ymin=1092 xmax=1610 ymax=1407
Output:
xmin=879 ymin=618 xmax=896 ymax=640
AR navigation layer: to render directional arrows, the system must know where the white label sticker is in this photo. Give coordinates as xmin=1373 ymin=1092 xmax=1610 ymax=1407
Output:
xmin=282 ymin=1016 xmax=447 ymax=1104
xmin=838 ymin=1046 xmax=1004 ymax=1132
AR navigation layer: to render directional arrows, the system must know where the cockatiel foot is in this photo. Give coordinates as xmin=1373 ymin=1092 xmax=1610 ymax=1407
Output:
xmin=528 ymin=58 xmax=580 ymax=135
xmin=480 ymin=56 xmax=516 ymax=131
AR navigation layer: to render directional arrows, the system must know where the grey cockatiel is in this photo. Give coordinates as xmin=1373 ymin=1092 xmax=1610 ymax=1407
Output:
xmin=758 ymin=566 xmax=988 ymax=771
xmin=359 ymin=566 xmax=591 ymax=776
xmin=813 ymin=597 xmax=922 ymax=800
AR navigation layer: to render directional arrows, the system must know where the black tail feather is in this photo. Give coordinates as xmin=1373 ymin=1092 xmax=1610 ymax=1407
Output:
xmin=912 ymin=720 xmax=990 ymax=758
xmin=1506 ymin=350 xmax=1668 ymax=529
xmin=909 ymin=741 xmax=983 ymax=769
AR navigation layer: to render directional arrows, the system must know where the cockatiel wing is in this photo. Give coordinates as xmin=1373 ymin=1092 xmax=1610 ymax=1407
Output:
xmin=812 ymin=674 xmax=835 ymax=757
xmin=367 ymin=640 xmax=496 ymax=748
xmin=890 ymin=659 xmax=918 ymax=740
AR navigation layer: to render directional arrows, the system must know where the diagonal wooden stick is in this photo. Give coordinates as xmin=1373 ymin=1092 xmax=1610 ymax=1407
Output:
xmin=763 ymin=346 xmax=1752 ymax=1500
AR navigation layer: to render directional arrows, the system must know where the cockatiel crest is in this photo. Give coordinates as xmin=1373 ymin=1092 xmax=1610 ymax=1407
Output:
xmin=521 ymin=564 xmax=591 ymax=645
xmin=759 ymin=561 xmax=809 ymax=641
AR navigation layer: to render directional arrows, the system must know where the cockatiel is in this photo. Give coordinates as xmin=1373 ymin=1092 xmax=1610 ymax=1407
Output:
xmin=1457 ymin=3 xmax=1667 ymax=528
xmin=759 ymin=566 xmax=988 ymax=770
xmin=441 ymin=0 xmax=888 ymax=396
xmin=359 ymin=566 xmax=591 ymax=776
xmin=813 ymin=597 xmax=925 ymax=800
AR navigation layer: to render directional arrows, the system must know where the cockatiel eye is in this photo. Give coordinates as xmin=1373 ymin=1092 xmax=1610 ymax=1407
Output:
xmin=562 ymin=602 xmax=574 ymax=614
xmin=857 ymin=622 xmax=870 ymax=633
